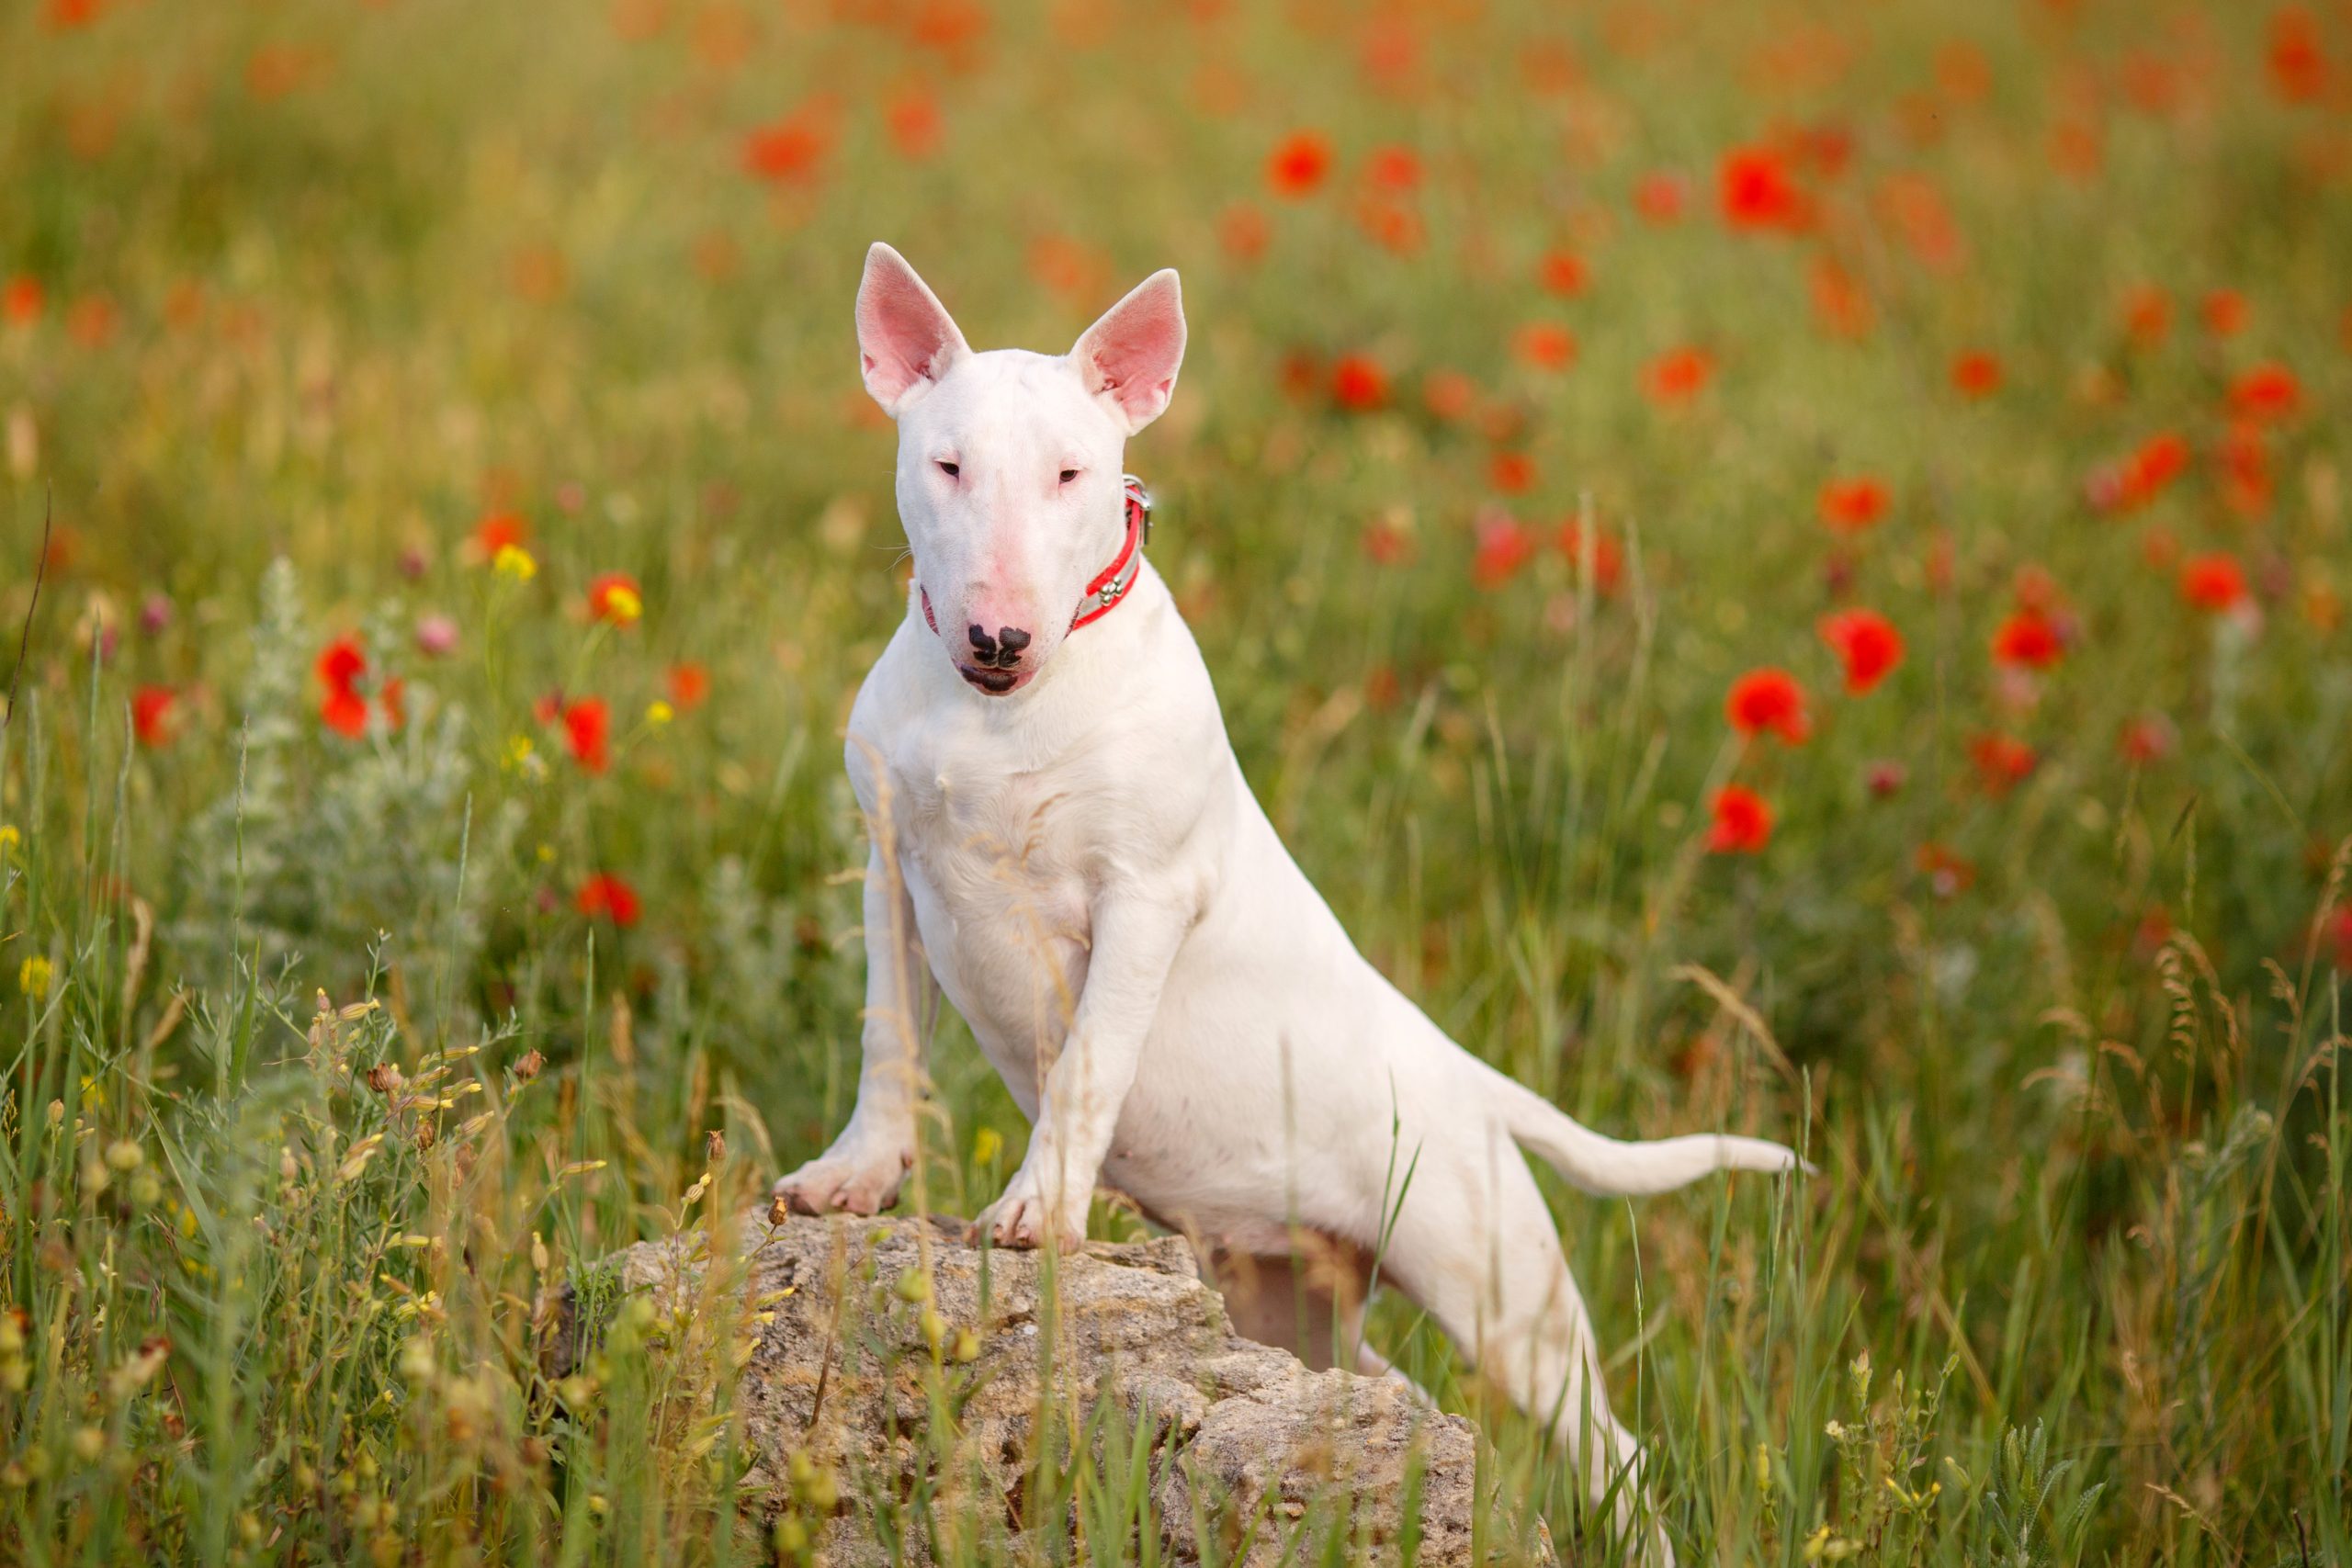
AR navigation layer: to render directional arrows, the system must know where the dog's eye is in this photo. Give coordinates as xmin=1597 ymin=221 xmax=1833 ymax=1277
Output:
xmin=1058 ymin=468 xmax=1079 ymax=484
xmin=936 ymin=460 xmax=959 ymax=479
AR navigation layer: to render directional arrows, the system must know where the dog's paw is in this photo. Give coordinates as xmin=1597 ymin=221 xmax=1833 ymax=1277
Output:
xmin=772 ymin=1133 xmax=914 ymax=1218
xmin=967 ymin=1170 xmax=1085 ymax=1252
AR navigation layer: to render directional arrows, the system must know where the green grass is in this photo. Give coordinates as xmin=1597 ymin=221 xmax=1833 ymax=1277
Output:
xmin=3 ymin=0 xmax=2349 ymax=1561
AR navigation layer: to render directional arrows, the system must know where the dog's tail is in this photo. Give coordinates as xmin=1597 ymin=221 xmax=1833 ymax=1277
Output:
xmin=1471 ymin=1059 xmax=1804 ymax=1197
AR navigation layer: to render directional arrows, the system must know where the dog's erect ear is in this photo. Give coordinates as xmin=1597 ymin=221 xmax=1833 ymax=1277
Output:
xmin=1069 ymin=270 xmax=1186 ymax=434
xmin=855 ymin=243 xmax=970 ymax=415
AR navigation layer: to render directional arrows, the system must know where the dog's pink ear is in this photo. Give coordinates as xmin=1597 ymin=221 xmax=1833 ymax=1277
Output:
xmin=855 ymin=243 xmax=970 ymax=415
xmin=1070 ymin=270 xmax=1186 ymax=434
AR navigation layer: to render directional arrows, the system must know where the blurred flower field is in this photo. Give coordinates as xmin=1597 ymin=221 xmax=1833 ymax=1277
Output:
xmin=3 ymin=0 xmax=2350 ymax=1562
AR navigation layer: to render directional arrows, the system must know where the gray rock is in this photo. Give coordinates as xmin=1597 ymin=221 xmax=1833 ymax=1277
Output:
xmin=559 ymin=1212 xmax=1555 ymax=1566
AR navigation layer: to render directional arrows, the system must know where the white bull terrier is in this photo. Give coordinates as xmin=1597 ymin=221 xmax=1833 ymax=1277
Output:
xmin=776 ymin=242 xmax=1800 ymax=1549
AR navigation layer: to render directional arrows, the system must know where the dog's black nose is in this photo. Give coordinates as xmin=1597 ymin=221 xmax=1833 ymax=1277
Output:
xmin=966 ymin=625 xmax=1031 ymax=670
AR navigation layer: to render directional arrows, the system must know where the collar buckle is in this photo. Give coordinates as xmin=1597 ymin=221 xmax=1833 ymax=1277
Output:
xmin=1124 ymin=473 xmax=1152 ymax=547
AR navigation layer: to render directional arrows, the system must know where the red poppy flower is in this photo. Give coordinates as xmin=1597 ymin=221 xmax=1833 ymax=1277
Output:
xmin=2330 ymin=907 xmax=2352 ymax=972
xmin=1267 ymin=131 xmax=1334 ymax=197
xmin=65 ymin=296 xmax=117 ymax=348
xmin=574 ymin=873 xmax=642 ymax=928
xmin=1725 ymin=668 xmax=1812 ymax=744
xmin=742 ymin=111 xmax=833 ymax=184
xmin=2008 ymin=566 xmax=2061 ymax=614
xmin=1419 ymin=369 xmax=1476 ymax=423
xmin=1218 ymin=203 xmax=1271 ymax=263
xmin=1471 ymin=513 xmax=1538 ymax=589
xmin=1796 ymin=123 xmax=1854 ymax=176
xmin=2218 ymin=422 xmax=2272 ymax=519
xmin=1936 ymin=40 xmax=1992 ymax=102
xmin=1513 ymin=322 xmax=1577 ymax=370
xmin=2121 ymin=285 xmax=2171 ymax=346
xmin=586 ymin=572 xmax=644 ymax=626
xmin=1817 ymin=609 xmax=1905 ymax=695
xmin=1706 ymin=785 xmax=1773 ymax=853
xmin=1354 ymin=202 xmax=1425 ymax=253
xmin=1968 ymin=732 xmax=2037 ymax=795
xmin=1991 ymin=608 xmax=2065 ymax=669
xmin=1928 ymin=535 xmax=1960 ymax=593
xmin=1359 ymin=203 xmax=1426 ymax=256
xmin=1329 ymin=355 xmax=1388 ymax=412
xmin=317 ymin=687 xmax=368 ymax=738
xmin=564 ymin=697 xmax=612 ymax=773
xmin=1809 ymin=256 xmax=1874 ymax=340
xmin=2229 ymin=363 xmax=2301 ymax=422
xmin=667 ymin=662 xmax=710 ymax=711
xmin=2180 ymin=553 xmax=2247 ymax=613
xmin=317 ymin=638 xmax=370 ymax=738
xmin=1951 ymin=351 xmax=2002 ymax=397
xmin=2119 ymin=713 xmax=2177 ymax=764
xmin=1536 ymin=249 xmax=1588 ymax=298
xmin=886 ymin=93 xmax=942 ymax=159
xmin=2093 ymin=432 xmax=2192 ymax=513
xmin=473 ymin=511 xmax=527 ymax=557
xmin=1362 ymin=518 xmax=1413 ymax=567
xmin=909 ymin=0 xmax=985 ymax=52
xmin=1278 ymin=353 xmax=1320 ymax=403
xmin=1718 ymin=145 xmax=1806 ymax=231
xmin=1366 ymin=146 xmax=1421 ymax=190
xmin=1634 ymin=172 xmax=1688 ymax=223
xmin=1881 ymin=174 xmax=1964 ymax=271
xmin=317 ymin=639 xmax=365 ymax=689
xmin=2134 ymin=432 xmax=2191 ymax=493
xmin=1555 ymin=521 xmax=1623 ymax=592
xmin=131 ymin=685 xmax=176 ymax=748
xmin=1643 ymin=347 xmax=1713 ymax=405
xmin=1818 ymin=476 xmax=1890 ymax=532
xmin=1027 ymin=234 xmax=1107 ymax=300
xmin=1488 ymin=452 xmax=1534 ymax=494
xmin=2 ymin=276 xmax=40 ymax=326
xmin=2048 ymin=118 xmax=2103 ymax=180
xmin=2269 ymin=7 xmax=2328 ymax=102
xmin=2201 ymin=289 xmax=2248 ymax=337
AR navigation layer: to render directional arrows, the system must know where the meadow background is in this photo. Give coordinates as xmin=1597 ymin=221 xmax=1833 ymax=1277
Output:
xmin=3 ymin=0 xmax=2350 ymax=1562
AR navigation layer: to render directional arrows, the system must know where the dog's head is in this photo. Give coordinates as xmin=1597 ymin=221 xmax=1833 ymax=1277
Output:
xmin=854 ymin=242 xmax=1185 ymax=696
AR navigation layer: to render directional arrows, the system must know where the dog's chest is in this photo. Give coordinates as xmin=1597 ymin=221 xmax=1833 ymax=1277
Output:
xmin=880 ymin=726 xmax=1102 ymax=1087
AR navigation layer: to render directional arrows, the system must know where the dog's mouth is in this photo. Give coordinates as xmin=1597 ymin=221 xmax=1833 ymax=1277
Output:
xmin=956 ymin=662 xmax=1034 ymax=696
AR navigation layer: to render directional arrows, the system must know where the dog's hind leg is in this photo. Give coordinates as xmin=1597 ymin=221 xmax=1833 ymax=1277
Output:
xmin=1379 ymin=1136 xmax=1671 ymax=1563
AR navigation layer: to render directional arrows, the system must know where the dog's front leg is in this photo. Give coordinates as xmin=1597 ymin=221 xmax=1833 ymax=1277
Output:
xmin=971 ymin=892 xmax=1188 ymax=1250
xmin=774 ymin=840 xmax=938 ymax=1216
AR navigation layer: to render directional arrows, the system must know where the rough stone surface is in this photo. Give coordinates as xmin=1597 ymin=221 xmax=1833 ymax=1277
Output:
xmin=561 ymin=1212 xmax=1551 ymax=1566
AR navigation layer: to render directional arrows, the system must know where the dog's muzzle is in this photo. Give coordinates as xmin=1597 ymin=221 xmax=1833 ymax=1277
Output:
xmin=919 ymin=476 xmax=1153 ymax=699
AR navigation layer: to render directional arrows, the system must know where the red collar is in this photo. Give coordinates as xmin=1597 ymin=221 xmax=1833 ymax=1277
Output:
xmin=921 ymin=474 xmax=1153 ymax=639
